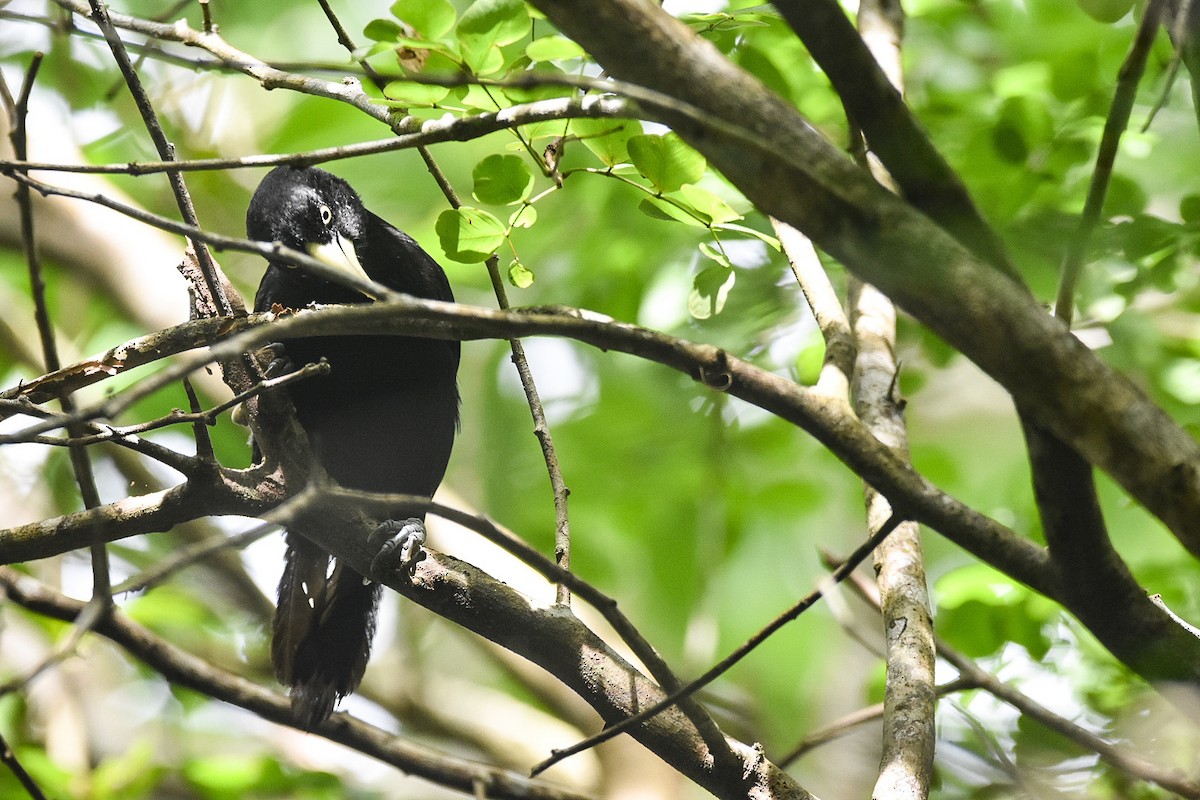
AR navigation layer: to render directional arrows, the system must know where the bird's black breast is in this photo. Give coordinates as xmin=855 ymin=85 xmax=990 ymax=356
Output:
xmin=283 ymin=332 xmax=458 ymax=499
xmin=254 ymin=204 xmax=459 ymax=507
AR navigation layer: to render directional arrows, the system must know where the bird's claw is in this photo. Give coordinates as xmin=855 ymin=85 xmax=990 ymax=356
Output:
xmin=254 ymin=342 xmax=293 ymax=379
xmin=369 ymin=518 xmax=427 ymax=581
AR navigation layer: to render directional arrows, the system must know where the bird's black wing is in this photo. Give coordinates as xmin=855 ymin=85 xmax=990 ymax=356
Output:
xmin=251 ymin=171 xmax=460 ymax=726
xmin=362 ymin=211 xmax=457 ymax=300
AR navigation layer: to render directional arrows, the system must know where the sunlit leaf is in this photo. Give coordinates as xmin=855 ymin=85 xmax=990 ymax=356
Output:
xmin=627 ymin=132 xmax=707 ymax=192
xmin=473 ymin=154 xmax=535 ymax=204
xmin=526 ymin=35 xmax=584 ymax=62
xmin=507 ymin=258 xmax=535 ymax=288
xmin=457 ymin=0 xmax=531 ymax=74
xmin=680 ymin=183 xmax=741 ymax=225
xmin=391 ymin=0 xmax=457 ymax=39
xmin=435 ymin=206 xmax=506 ymax=262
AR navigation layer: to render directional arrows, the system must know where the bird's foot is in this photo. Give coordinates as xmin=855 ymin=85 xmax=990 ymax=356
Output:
xmin=369 ymin=518 xmax=427 ymax=581
xmin=258 ymin=342 xmax=294 ymax=379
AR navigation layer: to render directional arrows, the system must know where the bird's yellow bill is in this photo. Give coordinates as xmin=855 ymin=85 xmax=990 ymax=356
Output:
xmin=307 ymin=235 xmax=379 ymax=299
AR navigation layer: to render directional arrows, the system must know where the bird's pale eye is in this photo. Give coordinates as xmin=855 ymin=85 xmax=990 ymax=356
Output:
xmin=319 ymin=204 xmax=333 ymax=226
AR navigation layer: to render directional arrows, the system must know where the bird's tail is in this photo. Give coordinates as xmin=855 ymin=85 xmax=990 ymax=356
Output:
xmin=271 ymin=532 xmax=381 ymax=728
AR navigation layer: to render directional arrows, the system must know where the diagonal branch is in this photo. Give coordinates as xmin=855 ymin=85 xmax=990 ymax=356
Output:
xmin=0 ymin=567 xmax=597 ymax=800
xmin=0 ymin=300 xmax=1057 ymax=597
xmin=523 ymin=0 xmax=1200 ymax=588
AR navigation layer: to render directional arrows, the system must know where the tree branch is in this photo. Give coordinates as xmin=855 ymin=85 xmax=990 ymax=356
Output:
xmin=522 ymin=0 xmax=1200 ymax=604
xmin=0 ymin=567 xmax=598 ymax=800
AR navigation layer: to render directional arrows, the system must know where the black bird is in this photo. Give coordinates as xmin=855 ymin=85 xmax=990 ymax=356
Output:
xmin=246 ymin=165 xmax=459 ymax=727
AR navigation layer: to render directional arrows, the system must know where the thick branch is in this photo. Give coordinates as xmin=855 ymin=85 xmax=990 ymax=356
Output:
xmin=0 ymin=301 xmax=1055 ymax=598
xmin=773 ymin=0 xmax=1017 ymax=280
xmin=523 ymin=0 xmax=1200 ymax=584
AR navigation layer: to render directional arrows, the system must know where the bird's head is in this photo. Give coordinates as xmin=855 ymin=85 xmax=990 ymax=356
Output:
xmin=246 ymin=166 xmax=375 ymax=298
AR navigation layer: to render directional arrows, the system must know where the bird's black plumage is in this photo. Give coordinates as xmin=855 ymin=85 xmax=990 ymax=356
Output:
xmin=247 ymin=165 xmax=459 ymax=727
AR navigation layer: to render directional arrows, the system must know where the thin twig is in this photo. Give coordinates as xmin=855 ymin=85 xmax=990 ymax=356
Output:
xmin=0 ymin=362 xmax=328 ymax=449
xmin=0 ymin=94 xmax=630 ymax=176
xmin=5 ymin=169 xmax=394 ymax=300
xmin=85 ymin=0 xmax=232 ymax=318
xmin=0 ymin=731 xmax=48 ymax=800
xmin=111 ymin=521 xmax=279 ymax=596
xmin=531 ymin=513 xmax=905 ymax=776
xmin=777 ymin=678 xmax=974 ymax=766
xmin=4 ymin=50 xmax=113 ymax=623
xmin=1054 ymin=0 xmax=1166 ymax=325
xmin=0 ymin=400 xmax=198 ymax=474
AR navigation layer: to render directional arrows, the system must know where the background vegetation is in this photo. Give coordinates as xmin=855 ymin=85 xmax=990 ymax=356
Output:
xmin=1 ymin=0 xmax=1199 ymax=798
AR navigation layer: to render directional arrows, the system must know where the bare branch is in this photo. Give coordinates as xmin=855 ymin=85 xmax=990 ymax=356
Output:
xmin=0 ymin=95 xmax=633 ymax=177
xmin=0 ymin=567 xmax=598 ymax=800
xmin=1055 ymin=0 xmax=1167 ymax=324
xmin=0 ymin=300 xmax=1056 ymax=596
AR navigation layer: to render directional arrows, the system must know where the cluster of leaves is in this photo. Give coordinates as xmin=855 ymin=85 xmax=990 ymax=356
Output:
xmin=4 ymin=0 xmax=1200 ymax=797
xmin=360 ymin=0 xmax=781 ymax=317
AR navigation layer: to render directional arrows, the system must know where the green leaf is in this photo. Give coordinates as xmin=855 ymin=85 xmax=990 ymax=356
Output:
xmin=363 ymin=18 xmax=404 ymax=41
xmin=391 ymin=0 xmax=457 ymax=39
xmin=526 ymin=35 xmax=584 ymax=62
xmin=473 ymin=154 xmax=535 ymax=204
xmin=382 ymin=80 xmax=450 ymax=107
xmin=436 ymin=207 xmax=506 ymax=262
xmin=572 ymin=117 xmax=643 ymax=167
xmin=508 ymin=258 xmax=535 ymax=288
xmin=461 ymin=43 xmax=506 ymax=75
xmin=935 ymin=565 xmax=1059 ymax=659
xmin=714 ymin=221 xmax=781 ymax=249
xmin=458 ymin=0 xmax=530 ymax=45
xmin=457 ymin=0 xmax=531 ymax=73
xmin=698 ymin=240 xmax=731 ymax=267
xmin=1181 ymin=194 xmax=1200 ymax=224
xmin=688 ymin=265 xmax=736 ymax=319
xmin=680 ymin=183 xmax=741 ymax=224
xmin=637 ymin=196 xmax=707 ymax=227
xmin=627 ymin=132 xmax=706 ymax=192
xmin=509 ymin=204 xmax=537 ymax=228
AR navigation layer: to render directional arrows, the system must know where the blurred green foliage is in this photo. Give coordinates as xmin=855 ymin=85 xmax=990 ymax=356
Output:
xmin=2 ymin=0 xmax=1200 ymax=798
